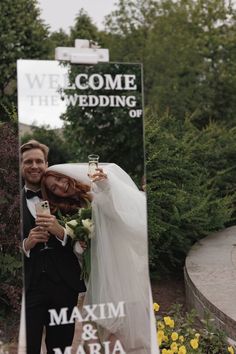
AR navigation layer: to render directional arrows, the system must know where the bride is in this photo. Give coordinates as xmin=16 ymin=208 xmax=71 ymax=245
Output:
xmin=40 ymin=162 xmax=159 ymax=354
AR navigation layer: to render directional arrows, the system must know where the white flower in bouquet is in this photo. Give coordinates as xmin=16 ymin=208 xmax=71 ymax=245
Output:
xmin=65 ymin=219 xmax=78 ymax=239
xmin=82 ymin=218 xmax=94 ymax=237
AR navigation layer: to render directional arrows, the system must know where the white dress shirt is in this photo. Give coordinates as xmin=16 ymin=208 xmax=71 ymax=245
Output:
xmin=22 ymin=186 xmax=67 ymax=257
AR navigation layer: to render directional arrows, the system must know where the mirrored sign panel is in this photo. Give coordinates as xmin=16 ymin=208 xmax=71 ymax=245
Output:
xmin=17 ymin=60 xmax=159 ymax=354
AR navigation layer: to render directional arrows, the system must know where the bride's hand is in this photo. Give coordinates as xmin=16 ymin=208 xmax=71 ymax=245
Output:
xmin=91 ymin=168 xmax=107 ymax=182
xmin=35 ymin=213 xmax=65 ymax=240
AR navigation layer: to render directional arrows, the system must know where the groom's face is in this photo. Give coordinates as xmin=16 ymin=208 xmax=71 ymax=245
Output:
xmin=21 ymin=148 xmax=48 ymax=189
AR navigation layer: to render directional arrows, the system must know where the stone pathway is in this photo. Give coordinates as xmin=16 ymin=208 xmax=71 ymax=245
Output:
xmin=185 ymin=226 xmax=236 ymax=340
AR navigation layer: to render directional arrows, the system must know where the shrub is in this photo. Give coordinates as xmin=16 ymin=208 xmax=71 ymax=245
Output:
xmin=145 ymin=111 xmax=235 ymax=273
xmin=0 ymin=121 xmax=22 ymax=338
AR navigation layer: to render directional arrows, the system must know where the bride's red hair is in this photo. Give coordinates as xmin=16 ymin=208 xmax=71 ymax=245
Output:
xmin=41 ymin=170 xmax=92 ymax=214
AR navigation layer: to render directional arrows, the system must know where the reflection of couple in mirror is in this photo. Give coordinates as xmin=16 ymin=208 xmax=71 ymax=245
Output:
xmin=20 ymin=139 xmax=159 ymax=354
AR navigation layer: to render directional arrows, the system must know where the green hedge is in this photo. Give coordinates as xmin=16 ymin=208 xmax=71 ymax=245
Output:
xmin=145 ymin=111 xmax=236 ymax=273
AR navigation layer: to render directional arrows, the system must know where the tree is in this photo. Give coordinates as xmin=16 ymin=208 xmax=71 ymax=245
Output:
xmin=104 ymin=0 xmax=236 ymax=127
xmin=145 ymin=0 xmax=236 ymax=127
xmin=70 ymin=9 xmax=100 ymax=44
xmin=0 ymin=0 xmax=51 ymax=121
xmin=48 ymin=29 xmax=70 ymax=59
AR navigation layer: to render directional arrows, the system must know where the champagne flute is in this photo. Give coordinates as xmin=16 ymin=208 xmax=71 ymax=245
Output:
xmin=35 ymin=201 xmax=52 ymax=251
xmin=88 ymin=154 xmax=99 ymax=181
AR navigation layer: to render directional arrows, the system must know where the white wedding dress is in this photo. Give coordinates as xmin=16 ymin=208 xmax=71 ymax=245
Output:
xmin=48 ymin=163 xmax=159 ymax=354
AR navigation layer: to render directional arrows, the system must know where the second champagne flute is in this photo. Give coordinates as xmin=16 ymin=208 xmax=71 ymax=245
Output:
xmin=88 ymin=154 xmax=99 ymax=180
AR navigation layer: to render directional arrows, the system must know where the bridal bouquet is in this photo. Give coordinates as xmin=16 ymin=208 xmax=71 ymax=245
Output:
xmin=58 ymin=204 xmax=94 ymax=281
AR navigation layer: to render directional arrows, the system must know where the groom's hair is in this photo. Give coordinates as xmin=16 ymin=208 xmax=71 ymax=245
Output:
xmin=20 ymin=139 xmax=49 ymax=162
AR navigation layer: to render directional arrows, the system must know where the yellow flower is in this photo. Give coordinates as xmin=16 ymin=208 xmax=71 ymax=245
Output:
xmin=179 ymin=335 xmax=184 ymax=343
xmin=162 ymin=350 xmax=168 ymax=354
xmin=157 ymin=333 xmax=161 ymax=345
xmin=163 ymin=316 xmax=171 ymax=324
xmin=171 ymin=332 xmax=179 ymax=341
xmin=158 ymin=321 xmax=165 ymax=330
xmin=157 ymin=330 xmax=165 ymax=345
xmin=195 ymin=333 xmax=200 ymax=339
xmin=190 ymin=338 xmax=199 ymax=349
xmin=153 ymin=302 xmax=160 ymax=312
xmin=171 ymin=341 xmax=178 ymax=353
xmin=164 ymin=316 xmax=175 ymax=328
xmin=228 ymin=346 xmax=235 ymax=354
xmin=178 ymin=345 xmax=187 ymax=354
xmin=169 ymin=320 xmax=175 ymax=328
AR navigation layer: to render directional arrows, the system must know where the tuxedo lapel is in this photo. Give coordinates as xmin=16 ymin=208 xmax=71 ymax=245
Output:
xmin=21 ymin=189 xmax=35 ymax=240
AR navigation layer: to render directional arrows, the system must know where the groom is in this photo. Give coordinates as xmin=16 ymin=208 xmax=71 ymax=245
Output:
xmin=20 ymin=139 xmax=86 ymax=354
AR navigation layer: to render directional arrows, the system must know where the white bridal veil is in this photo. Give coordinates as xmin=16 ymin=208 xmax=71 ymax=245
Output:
xmin=47 ymin=163 xmax=159 ymax=354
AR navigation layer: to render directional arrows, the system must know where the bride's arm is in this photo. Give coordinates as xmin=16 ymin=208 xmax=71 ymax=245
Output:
xmin=92 ymin=166 xmax=146 ymax=232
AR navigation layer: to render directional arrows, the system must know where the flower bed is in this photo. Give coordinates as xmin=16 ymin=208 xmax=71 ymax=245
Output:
xmin=154 ymin=303 xmax=235 ymax=354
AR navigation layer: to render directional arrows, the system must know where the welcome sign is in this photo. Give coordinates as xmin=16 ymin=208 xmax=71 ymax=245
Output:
xmin=17 ymin=60 xmax=158 ymax=354
xmin=17 ymin=60 xmax=143 ymax=128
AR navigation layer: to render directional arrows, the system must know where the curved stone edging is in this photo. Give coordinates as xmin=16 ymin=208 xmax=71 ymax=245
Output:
xmin=184 ymin=226 xmax=236 ymax=341
xmin=185 ymin=267 xmax=236 ymax=340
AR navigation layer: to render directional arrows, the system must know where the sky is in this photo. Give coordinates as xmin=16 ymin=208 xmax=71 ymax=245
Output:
xmin=37 ymin=0 xmax=118 ymax=33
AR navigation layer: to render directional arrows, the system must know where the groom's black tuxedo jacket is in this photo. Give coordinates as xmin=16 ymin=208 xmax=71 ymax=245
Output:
xmin=22 ymin=189 xmax=86 ymax=293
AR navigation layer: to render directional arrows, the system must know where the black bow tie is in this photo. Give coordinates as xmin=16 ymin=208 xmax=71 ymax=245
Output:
xmin=26 ymin=189 xmax=42 ymax=199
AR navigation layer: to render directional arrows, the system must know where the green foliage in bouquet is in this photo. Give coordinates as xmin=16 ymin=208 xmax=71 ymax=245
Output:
xmin=58 ymin=205 xmax=93 ymax=281
xmin=145 ymin=110 xmax=236 ymax=273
